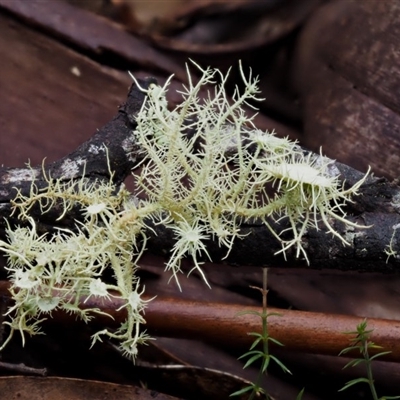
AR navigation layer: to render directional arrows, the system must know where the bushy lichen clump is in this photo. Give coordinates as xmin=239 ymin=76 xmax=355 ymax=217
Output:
xmin=0 ymin=63 xmax=367 ymax=359
xmin=0 ymin=172 xmax=152 ymax=359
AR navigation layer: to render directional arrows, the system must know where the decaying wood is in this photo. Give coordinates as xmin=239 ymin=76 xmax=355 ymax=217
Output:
xmin=1 ymin=79 xmax=400 ymax=272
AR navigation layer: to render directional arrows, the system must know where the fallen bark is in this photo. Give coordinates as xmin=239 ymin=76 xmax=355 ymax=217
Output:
xmin=0 ymin=80 xmax=400 ymax=272
xmin=137 ymin=297 xmax=400 ymax=363
xmin=0 ymin=281 xmax=397 ymax=363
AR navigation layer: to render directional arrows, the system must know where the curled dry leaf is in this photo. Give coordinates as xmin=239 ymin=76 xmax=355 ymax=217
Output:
xmin=294 ymin=0 xmax=400 ymax=179
xmin=0 ymin=376 xmax=178 ymax=400
xmin=115 ymin=0 xmax=322 ymax=64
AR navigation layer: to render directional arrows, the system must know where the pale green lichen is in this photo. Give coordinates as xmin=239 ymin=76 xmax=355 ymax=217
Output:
xmin=0 ymin=62 xmax=368 ymax=360
xmin=385 ymin=223 xmax=400 ymax=262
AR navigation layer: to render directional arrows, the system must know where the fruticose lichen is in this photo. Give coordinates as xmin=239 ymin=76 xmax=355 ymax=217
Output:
xmin=0 ymin=62 xmax=368 ymax=360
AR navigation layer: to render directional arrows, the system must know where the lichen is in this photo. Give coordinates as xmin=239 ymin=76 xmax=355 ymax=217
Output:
xmin=0 ymin=62 xmax=369 ymax=360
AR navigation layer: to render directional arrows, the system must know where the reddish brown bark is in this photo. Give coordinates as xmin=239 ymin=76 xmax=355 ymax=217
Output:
xmin=1 ymin=281 xmax=398 ymax=362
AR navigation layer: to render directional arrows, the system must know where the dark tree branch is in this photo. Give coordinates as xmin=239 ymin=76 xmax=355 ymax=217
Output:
xmin=0 ymin=78 xmax=154 ymax=232
xmin=1 ymin=79 xmax=400 ymax=272
xmin=0 ymin=78 xmax=154 ymax=201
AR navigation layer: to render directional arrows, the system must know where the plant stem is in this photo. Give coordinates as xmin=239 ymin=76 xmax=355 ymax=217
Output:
xmin=249 ymin=267 xmax=269 ymax=400
xmin=364 ymin=346 xmax=379 ymax=400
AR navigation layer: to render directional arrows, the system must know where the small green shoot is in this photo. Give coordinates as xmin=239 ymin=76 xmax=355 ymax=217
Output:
xmin=295 ymin=388 xmax=305 ymax=400
xmin=231 ymin=268 xmax=291 ymax=400
xmin=339 ymin=319 xmax=400 ymax=400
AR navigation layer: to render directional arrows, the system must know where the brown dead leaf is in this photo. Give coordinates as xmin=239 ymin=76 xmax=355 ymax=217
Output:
xmin=0 ymin=376 xmax=179 ymax=400
xmin=294 ymin=0 xmax=400 ymax=179
xmin=114 ymin=0 xmax=321 ymax=66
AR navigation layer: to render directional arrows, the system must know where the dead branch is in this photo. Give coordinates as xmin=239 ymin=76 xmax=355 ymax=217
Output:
xmin=0 ymin=281 xmax=397 ymax=363
xmin=1 ymin=80 xmax=400 ymax=272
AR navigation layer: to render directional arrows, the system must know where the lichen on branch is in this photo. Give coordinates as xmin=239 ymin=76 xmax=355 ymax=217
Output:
xmin=0 ymin=62 xmax=368 ymax=360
